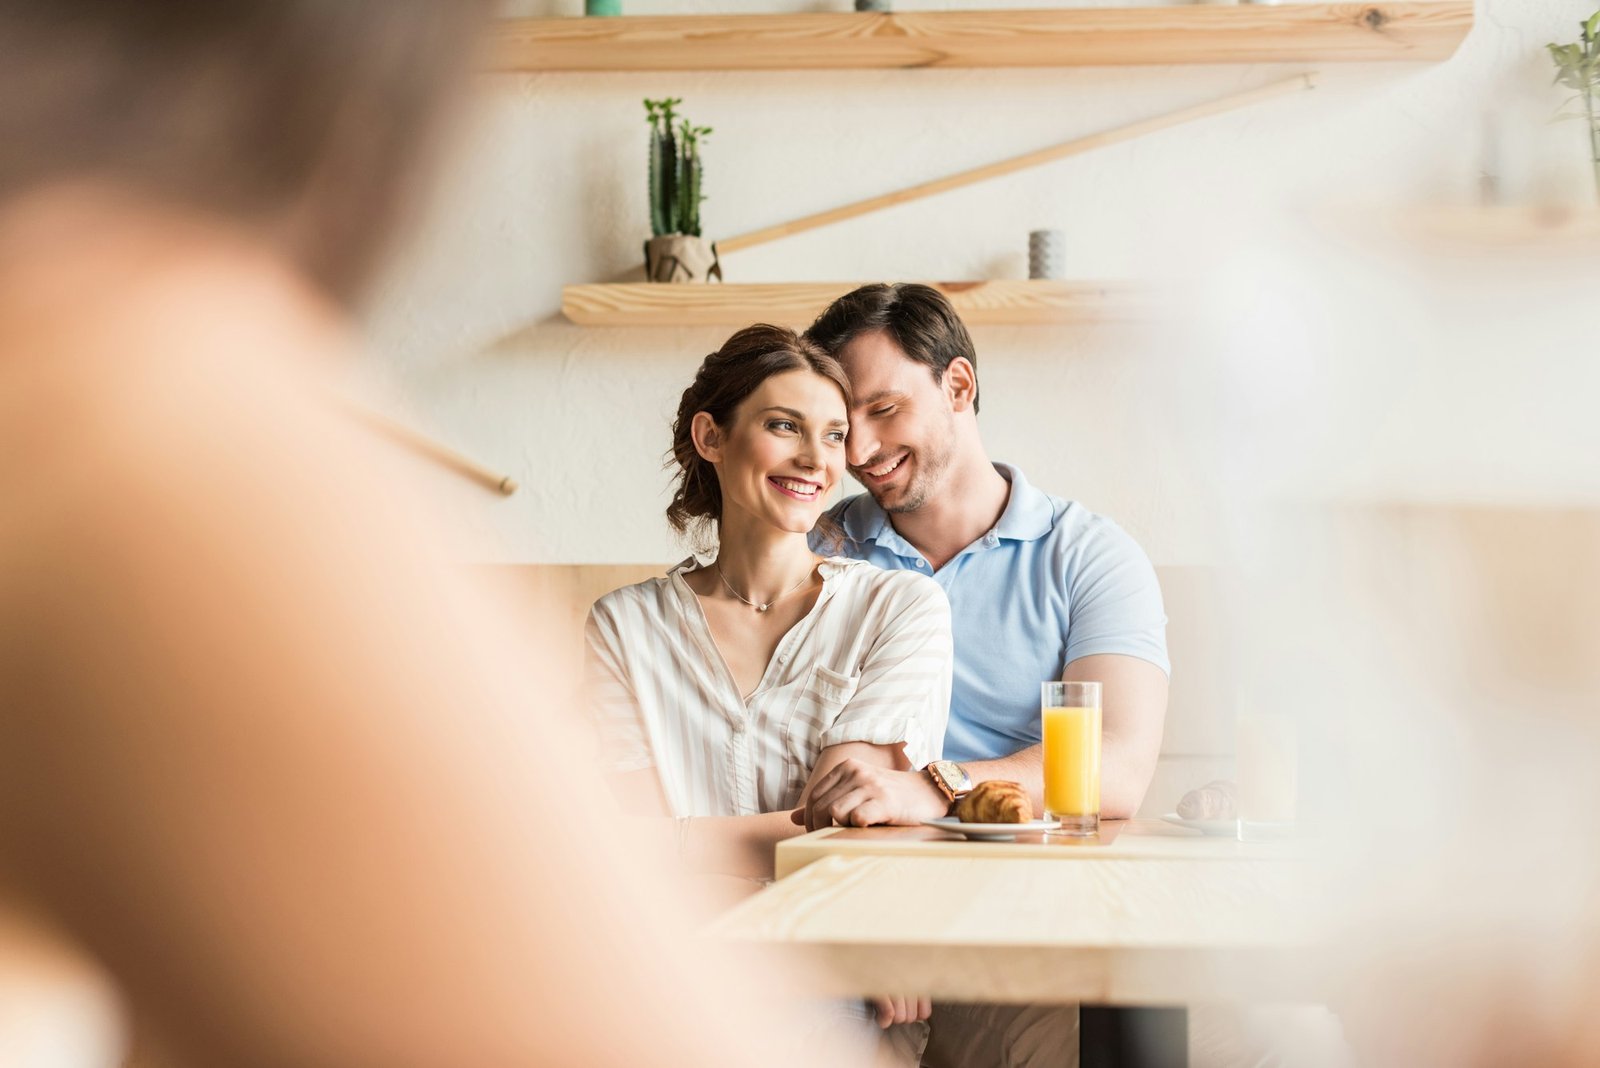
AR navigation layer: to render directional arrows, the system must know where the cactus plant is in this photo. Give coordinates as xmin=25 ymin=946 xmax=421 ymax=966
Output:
xmin=644 ymin=98 xmax=710 ymax=236
xmin=678 ymin=121 xmax=712 ymax=238
xmin=645 ymin=100 xmax=668 ymax=235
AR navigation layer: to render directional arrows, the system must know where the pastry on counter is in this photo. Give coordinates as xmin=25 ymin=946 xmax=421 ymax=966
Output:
xmin=954 ymin=780 xmax=1032 ymax=824
xmin=1177 ymin=779 xmax=1237 ymax=820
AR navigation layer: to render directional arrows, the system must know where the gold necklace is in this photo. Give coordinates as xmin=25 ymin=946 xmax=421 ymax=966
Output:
xmin=714 ymin=561 xmax=815 ymax=613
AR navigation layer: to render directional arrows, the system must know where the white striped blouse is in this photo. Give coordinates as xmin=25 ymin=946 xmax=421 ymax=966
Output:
xmin=584 ymin=556 xmax=952 ymax=818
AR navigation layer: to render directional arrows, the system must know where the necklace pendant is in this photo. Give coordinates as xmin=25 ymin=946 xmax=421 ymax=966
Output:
xmin=757 ymin=604 xmax=769 ymax=612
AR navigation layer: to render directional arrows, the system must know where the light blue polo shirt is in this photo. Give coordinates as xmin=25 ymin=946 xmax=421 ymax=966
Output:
xmin=811 ymin=463 xmax=1169 ymax=764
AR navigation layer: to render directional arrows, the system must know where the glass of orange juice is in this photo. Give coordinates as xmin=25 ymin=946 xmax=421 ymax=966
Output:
xmin=1042 ymin=681 xmax=1101 ymax=836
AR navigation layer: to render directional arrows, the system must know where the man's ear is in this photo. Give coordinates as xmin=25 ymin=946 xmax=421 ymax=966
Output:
xmin=944 ymin=357 xmax=979 ymax=413
xmin=690 ymin=411 xmax=724 ymax=463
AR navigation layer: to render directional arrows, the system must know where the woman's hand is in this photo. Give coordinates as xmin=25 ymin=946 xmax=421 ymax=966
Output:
xmin=871 ymin=995 xmax=932 ymax=1030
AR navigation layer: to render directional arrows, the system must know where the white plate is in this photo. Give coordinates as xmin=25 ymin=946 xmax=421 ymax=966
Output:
xmin=921 ymin=817 xmax=1061 ymax=841
xmin=1161 ymin=813 xmax=1238 ymax=837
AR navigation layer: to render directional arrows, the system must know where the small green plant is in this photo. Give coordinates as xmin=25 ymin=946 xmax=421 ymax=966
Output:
xmin=1547 ymin=9 xmax=1600 ymax=201
xmin=645 ymin=98 xmax=711 ymax=237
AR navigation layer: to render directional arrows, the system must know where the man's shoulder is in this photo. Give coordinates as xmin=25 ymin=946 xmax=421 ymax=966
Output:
xmin=1047 ymin=500 xmax=1146 ymax=555
xmin=1034 ymin=504 xmax=1162 ymax=618
xmin=1007 ymin=476 xmax=1155 ymax=587
xmin=820 ymin=491 xmax=877 ymax=529
xmin=812 ymin=492 xmax=882 ymax=557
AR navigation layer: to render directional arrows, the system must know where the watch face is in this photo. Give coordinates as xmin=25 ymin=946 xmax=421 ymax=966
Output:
xmin=933 ymin=761 xmax=969 ymax=793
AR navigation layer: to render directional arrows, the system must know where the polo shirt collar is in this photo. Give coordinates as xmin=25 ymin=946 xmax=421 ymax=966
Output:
xmin=990 ymin=462 xmax=1055 ymax=542
xmin=842 ymin=461 xmax=1055 ymax=559
xmin=839 ymin=494 xmax=918 ymax=559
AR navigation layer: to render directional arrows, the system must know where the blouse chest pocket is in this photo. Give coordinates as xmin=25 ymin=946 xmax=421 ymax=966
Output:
xmin=783 ymin=664 xmax=860 ymax=767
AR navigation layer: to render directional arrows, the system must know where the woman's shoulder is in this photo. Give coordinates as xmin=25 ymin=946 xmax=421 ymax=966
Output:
xmin=588 ymin=560 xmax=696 ymax=625
xmin=820 ymin=557 xmax=946 ymax=608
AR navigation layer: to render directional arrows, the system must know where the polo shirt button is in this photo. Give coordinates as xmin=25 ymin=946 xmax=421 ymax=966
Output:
xmin=915 ymin=560 xmax=927 ymax=568
xmin=983 ymin=533 xmax=998 ymax=546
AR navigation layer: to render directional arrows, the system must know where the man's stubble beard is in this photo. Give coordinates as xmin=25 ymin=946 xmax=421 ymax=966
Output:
xmin=877 ymin=414 xmax=957 ymax=516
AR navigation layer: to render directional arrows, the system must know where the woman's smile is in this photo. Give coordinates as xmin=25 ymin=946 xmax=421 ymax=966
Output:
xmin=768 ymin=475 xmax=822 ymax=501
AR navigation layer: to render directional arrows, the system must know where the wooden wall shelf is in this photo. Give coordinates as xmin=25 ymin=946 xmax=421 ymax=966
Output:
xmin=486 ymin=4 xmax=1472 ymax=72
xmin=561 ymin=280 xmax=1142 ymax=327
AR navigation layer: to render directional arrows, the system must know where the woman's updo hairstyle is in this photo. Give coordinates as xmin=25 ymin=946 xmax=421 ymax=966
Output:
xmin=667 ymin=323 xmax=851 ymax=542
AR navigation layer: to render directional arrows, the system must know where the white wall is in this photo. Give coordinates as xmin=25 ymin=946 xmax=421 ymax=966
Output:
xmin=359 ymin=0 xmax=1600 ymax=567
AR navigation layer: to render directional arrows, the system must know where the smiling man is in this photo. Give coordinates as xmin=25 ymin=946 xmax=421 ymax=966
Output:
xmin=800 ymin=283 xmax=1170 ymax=829
xmin=798 ymin=283 xmax=1172 ymax=1065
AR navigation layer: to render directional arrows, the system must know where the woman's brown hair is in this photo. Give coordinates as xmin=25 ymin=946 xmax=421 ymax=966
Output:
xmin=667 ymin=324 xmax=851 ymax=544
xmin=0 ymin=0 xmax=491 ymax=304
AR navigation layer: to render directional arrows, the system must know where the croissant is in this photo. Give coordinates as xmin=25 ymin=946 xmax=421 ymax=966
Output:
xmin=955 ymin=780 xmax=1033 ymax=824
xmin=1177 ymin=779 xmax=1237 ymax=820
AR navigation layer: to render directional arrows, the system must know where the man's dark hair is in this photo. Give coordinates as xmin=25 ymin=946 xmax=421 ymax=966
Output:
xmin=804 ymin=283 xmax=980 ymax=413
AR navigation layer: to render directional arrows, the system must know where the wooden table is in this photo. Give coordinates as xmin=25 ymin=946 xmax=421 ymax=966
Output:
xmin=707 ymin=819 xmax=1325 ymax=1066
xmin=773 ymin=817 xmax=1308 ymax=878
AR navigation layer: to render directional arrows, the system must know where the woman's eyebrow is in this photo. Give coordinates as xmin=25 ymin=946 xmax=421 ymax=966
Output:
xmin=761 ymin=406 xmax=847 ymax=429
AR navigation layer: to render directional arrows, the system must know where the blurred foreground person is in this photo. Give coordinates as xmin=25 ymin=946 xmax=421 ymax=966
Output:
xmin=0 ymin=3 xmax=804 ymax=1065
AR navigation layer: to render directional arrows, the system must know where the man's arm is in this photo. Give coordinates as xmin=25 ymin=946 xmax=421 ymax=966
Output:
xmin=797 ymin=654 xmax=1167 ymax=827
xmin=1062 ymin=653 xmax=1168 ymax=820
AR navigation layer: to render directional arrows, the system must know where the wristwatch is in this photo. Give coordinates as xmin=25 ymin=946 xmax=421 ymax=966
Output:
xmin=925 ymin=760 xmax=973 ymax=812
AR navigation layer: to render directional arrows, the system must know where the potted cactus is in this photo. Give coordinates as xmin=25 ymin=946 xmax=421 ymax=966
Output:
xmin=643 ymin=98 xmax=721 ymax=283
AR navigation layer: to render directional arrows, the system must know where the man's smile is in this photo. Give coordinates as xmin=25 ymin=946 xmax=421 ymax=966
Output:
xmin=856 ymin=452 xmax=908 ymax=483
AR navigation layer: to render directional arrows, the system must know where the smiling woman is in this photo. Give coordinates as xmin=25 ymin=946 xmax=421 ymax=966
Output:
xmin=584 ymin=323 xmax=957 ymax=1050
xmin=664 ymin=324 xmax=850 ymax=545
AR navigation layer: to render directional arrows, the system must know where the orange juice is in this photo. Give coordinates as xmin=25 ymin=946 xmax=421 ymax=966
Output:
xmin=1042 ymin=705 xmax=1101 ymax=817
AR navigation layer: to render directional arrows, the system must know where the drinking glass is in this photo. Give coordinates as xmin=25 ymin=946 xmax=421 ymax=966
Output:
xmin=1042 ymin=681 xmax=1101 ymax=836
xmin=1237 ymin=713 xmax=1297 ymax=841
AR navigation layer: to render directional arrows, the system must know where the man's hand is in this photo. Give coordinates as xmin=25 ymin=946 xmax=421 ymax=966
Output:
xmin=791 ymin=759 xmax=949 ymax=831
xmin=870 ymin=995 xmax=932 ymax=1030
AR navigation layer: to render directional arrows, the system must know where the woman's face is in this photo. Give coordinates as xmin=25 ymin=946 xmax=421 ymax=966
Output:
xmin=702 ymin=369 xmax=848 ymax=536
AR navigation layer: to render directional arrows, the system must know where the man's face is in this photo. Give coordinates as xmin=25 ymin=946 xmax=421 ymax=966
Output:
xmin=836 ymin=330 xmax=957 ymax=514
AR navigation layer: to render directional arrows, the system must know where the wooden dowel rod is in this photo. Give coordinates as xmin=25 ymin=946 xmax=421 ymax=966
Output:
xmin=716 ymin=73 xmax=1316 ymax=255
xmin=346 ymin=405 xmax=519 ymax=496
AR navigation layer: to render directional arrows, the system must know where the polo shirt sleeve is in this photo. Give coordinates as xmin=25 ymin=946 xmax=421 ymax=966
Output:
xmin=818 ymin=572 xmax=953 ymax=770
xmin=1062 ymin=522 xmax=1171 ymax=676
xmin=582 ymin=599 xmax=655 ymax=773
